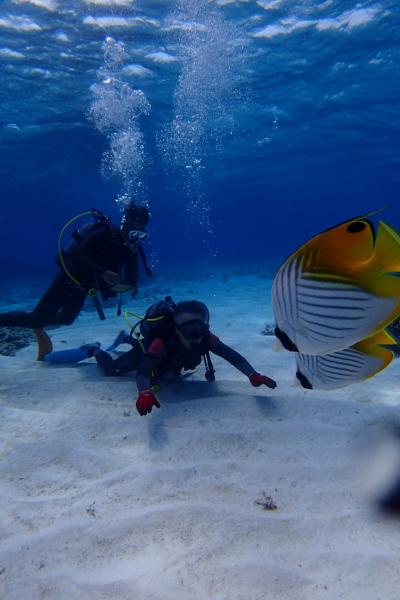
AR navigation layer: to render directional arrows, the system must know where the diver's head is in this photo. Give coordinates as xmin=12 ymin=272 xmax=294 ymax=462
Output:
xmin=120 ymin=203 xmax=150 ymax=248
xmin=173 ymin=300 xmax=210 ymax=350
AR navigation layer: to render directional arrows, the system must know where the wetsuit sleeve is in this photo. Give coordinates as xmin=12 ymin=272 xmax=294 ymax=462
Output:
xmin=138 ymin=244 xmax=152 ymax=277
xmin=210 ymin=338 xmax=256 ymax=377
xmin=66 ymin=228 xmax=109 ymax=279
xmin=135 ymin=338 xmax=166 ymax=392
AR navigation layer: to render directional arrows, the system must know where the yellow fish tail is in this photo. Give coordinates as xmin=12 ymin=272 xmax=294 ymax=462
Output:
xmin=354 ymin=328 xmax=397 ymax=373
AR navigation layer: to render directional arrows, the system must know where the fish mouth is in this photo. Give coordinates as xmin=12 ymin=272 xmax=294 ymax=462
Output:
xmin=274 ymin=326 xmax=299 ymax=352
xmin=296 ymin=369 xmax=313 ymax=389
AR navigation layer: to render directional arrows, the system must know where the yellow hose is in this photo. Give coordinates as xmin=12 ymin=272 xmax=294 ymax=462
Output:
xmin=57 ymin=211 xmax=94 ymax=288
xmin=124 ymin=310 xmax=165 ymax=353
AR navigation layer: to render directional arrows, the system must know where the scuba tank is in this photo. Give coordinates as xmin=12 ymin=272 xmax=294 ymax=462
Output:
xmin=57 ymin=209 xmax=114 ymax=321
xmin=60 ymin=209 xmax=112 ymax=258
xmin=126 ymin=296 xmax=216 ymax=381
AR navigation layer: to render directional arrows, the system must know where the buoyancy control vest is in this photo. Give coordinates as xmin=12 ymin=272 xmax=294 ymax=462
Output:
xmin=57 ymin=209 xmax=114 ymax=277
xmin=56 ymin=209 xmax=116 ymax=321
xmin=130 ymin=296 xmax=216 ymax=381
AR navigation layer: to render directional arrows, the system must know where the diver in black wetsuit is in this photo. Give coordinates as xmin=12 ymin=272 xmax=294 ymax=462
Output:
xmin=0 ymin=204 xmax=152 ymax=330
xmin=133 ymin=301 xmax=277 ymax=415
xmin=43 ymin=300 xmax=277 ymax=415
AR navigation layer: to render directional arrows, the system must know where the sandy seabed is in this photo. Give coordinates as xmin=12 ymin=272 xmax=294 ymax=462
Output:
xmin=1 ymin=270 xmax=400 ymax=600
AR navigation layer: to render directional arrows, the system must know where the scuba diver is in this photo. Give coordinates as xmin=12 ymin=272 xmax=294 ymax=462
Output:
xmin=0 ymin=203 xmax=152 ymax=336
xmin=42 ymin=298 xmax=277 ymax=416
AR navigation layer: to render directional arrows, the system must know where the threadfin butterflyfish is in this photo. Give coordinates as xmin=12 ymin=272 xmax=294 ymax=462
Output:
xmin=295 ymin=329 xmax=398 ymax=390
xmin=272 ymin=214 xmax=400 ymax=355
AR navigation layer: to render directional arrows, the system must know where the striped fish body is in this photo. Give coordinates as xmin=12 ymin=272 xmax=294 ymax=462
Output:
xmin=272 ymin=259 xmax=400 ymax=355
xmin=295 ymin=330 xmax=396 ymax=390
xmin=272 ymin=218 xmax=400 ymax=355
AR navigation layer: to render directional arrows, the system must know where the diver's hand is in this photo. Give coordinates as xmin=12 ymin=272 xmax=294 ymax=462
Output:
xmin=136 ymin=390 xmax=160 ymax=416
xmin=249 ymin=372 xmax=277 ymax=389
xmin=102 ymin=271 xmax=120 ymax=286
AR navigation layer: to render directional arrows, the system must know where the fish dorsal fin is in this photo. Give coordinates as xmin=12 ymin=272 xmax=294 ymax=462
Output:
xmin=357 ymin=206 xmax=388 ymax=221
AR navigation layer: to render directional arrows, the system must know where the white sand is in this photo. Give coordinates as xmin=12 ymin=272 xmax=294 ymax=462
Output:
xmin=1 ymin=271 xmax=400 ymax=600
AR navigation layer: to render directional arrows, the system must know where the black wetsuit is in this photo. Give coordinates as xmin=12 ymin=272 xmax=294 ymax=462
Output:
xmin=94 ymin=332 xmax=256 ymax=390
xmin=0 ymin=224 xmax=144 ymax=329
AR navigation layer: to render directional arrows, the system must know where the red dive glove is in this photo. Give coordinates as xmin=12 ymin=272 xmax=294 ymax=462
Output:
xmin=249 ymin=372 xmax=277 ymax=389
xmin=136 ymin=390 xmax=160 ymax=416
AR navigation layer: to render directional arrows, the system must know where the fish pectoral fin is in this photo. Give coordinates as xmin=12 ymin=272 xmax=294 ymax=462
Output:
xmin=272 ymin=338 xmax=284 ymax=352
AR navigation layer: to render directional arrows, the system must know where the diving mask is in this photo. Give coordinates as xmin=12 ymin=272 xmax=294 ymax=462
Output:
xmin=128 ymin=230 xmax=148 ymax=242
xmin=176 ymin=319 xmax=209 ymax=341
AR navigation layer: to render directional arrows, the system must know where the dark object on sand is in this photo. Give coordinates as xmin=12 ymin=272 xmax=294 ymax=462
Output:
xmin=0 ymin=327 xmax=36 ymax=356
xmin=376 ymin=424 xmax=400 ymax=515
xmin=378 ymin=478 xmax=400 ymax=514
xmin=255 ymin=492 xmax=278 ymax=511
xmin=261 ymin=323 xmax=275 ymax=336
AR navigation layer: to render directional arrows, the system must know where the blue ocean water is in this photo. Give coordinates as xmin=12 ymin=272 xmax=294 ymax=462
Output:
xmin=0 ymin=0 xmax=399 ymax=285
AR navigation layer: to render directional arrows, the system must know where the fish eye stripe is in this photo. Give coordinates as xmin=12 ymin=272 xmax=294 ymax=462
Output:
xmin=347 ymin=221 xmax=367 ymax=233
xmin=318 ymin=216 xmax=375 ymax=237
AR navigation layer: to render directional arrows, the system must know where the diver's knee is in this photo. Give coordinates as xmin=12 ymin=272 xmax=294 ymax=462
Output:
xmin=99 ymin=366 xmax=120 ymax=376
xmin=94 ymin=350 xmax=119 ymax=376
xmin=29 ymin=315 xmax=47 ymax=329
